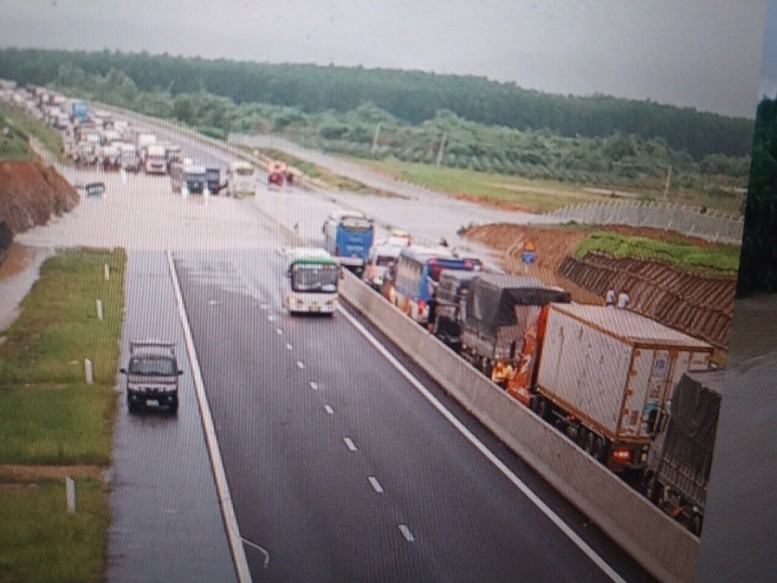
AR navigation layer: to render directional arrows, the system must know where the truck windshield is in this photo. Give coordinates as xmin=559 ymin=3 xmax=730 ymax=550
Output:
xmin=291 ymin=263 xmax=338 ymax=292
xmin=128 ymin=356 xmax=177 ymax=376
xmin=340 ymin=217 xmax=371 ymax=231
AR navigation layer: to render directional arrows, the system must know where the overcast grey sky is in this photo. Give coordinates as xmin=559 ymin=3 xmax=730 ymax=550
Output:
xmin=0 ymin=0 xmax=770 ymax=118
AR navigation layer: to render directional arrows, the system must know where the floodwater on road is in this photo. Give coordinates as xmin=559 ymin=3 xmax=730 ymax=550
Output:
xmin=0 ymin=243 xmax=52 ymax=332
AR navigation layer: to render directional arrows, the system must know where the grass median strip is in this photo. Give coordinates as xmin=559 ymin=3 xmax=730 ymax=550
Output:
xmin=0 ymin=247 xmax=126 ymax=582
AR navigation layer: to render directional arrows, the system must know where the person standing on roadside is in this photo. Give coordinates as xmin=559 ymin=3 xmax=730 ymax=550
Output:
xmin=605 ymin=288 xmax=616 ymax=307
xmin=617 ymin=289 xmax=630 ymax=309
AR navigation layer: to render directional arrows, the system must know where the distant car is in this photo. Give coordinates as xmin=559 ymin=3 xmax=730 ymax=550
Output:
xmin=84 ymin=182 xmax=105 ymax=198
xmin=120 ymin=340 xmax=183 ymax=414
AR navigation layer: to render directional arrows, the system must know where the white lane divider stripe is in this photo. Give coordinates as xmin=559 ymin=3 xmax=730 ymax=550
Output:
xmin=285 ymin=343 xmax=293 ymax=350
xmin=343 ymin=437 xmax=357 ymax=452
xmin=398 ymin=524 xmax=415 ymax=542
xmin=309 ymin=381 xmax=318 ymax=390
xmin=324 ymin=404 xmax=334 ymax=415
xmin=275 ymin=328 xmax=283 ymax=335
xmin=296 ymin=361 xmax=305 ymax=370
xmin=338 ymin=305 xmax=627 ymax=583
xmin=368 ymin=476 xmax=384 ymax=493
xmin=166 ymin=251 xmax=252 ymax=583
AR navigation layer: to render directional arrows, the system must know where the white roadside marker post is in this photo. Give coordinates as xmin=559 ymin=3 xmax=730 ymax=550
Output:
xmin=65 ymin=477 xmax=76 ymax=513
xmin=84 ymin=359 xmax=93 ymax=385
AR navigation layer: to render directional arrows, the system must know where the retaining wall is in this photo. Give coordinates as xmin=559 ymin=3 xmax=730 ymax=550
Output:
xmin=548 ymin=201 xmax=743 ymax=244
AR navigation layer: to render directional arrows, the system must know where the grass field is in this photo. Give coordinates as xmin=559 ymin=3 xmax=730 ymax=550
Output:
xmin=354 ymin=156 xmax=745 ymax=216
xmin=0 ymin=248 xmax=126 ymax=582
xmin=0 ymin=478 xmax=108 ymax=583
xmin=0 ymin=103 xmax=64 ymax=162
xmin=572 ymin=231 xmax=740 ymax=276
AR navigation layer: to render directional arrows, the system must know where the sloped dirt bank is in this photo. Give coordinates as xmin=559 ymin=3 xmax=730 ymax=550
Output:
xmin=0 ymin=160 xmax=79 ymax=235
xmin=464 ymin=223 xmax=736 ymax=353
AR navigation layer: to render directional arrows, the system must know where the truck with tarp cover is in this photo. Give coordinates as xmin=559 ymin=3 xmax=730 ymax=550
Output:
xmin=456 ymin=273 xmax=571 ymax=385
xmin=643 ymin=368 xmax=726 ymax=535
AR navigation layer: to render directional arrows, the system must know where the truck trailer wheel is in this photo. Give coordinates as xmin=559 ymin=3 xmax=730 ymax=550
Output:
xmin=127 ymin=393 xmax=141 ymax=414
xmin=537 ymin=398 xmax=553 ymax=422
xmin=645 ymin=474 xmax=661 ymax=504
xmin=593 ymin=436 xmax=609 ymax=463
xmin=690 ymin=513 xmax=703 ymax=536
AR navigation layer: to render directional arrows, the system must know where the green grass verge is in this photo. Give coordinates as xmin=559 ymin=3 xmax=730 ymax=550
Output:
xmin=358 ymin=156 xmax=603 ymax=212
xmin=0 ymin=102 xmax=64 ymax=162
xmin=572 ymin=231 xmax=740 ymax=276
xmin=0 ymin=114 xmax=36 ymax=160
xmin=239 ymin=145 xmax=377 ymax=193
xmin=0 ymin=247 xmax=126 ymax=463
xmin=0 ymin=248 xmax=124 ymax=582
xmin=0 ymin=478 xmax=108 ymax=583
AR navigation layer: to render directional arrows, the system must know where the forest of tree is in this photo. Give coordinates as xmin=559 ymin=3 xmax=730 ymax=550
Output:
xmin=737 ymin=96 xmax=777 ymax=297
xmin=0 ymin=47 xmax=755 ymax=160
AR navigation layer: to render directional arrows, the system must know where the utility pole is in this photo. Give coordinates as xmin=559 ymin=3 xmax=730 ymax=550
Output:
xmin=663 ymin=165 xmax=672 ymax=200
xmin=436 ymin=132 xmax=447 ymax=166
xmin=371 ymin=123 xmax=381 ymax=157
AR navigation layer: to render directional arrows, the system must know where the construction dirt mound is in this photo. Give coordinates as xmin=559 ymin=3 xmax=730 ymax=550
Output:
xmin=464 ymin=223 xmax=737 ymax=356
xmin=0 ymin=160 xmax=79 ymax=234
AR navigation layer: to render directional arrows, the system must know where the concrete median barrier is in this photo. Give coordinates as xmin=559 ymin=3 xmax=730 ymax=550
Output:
xmin=341 ymin=270 xmax=699 ymax=583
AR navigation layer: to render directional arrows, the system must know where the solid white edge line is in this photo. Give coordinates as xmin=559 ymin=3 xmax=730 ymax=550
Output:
xmin=166 ymin=251 xmax=252 ymax=583
xmin=338 ymin=305 xmax=628 ymax=583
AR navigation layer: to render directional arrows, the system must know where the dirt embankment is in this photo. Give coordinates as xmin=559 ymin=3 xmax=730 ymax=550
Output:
xmin=0 ymin=160 xmax=79 ymax=235
xmin=464 ymin=223 xmax=737 ymax=353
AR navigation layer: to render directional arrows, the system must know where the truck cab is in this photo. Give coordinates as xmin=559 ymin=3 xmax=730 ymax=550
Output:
xmin=120 ymin=341 xmax=183 ymax=414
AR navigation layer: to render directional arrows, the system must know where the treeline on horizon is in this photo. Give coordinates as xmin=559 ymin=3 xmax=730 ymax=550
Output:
xmin=0 ymin=47 xmax=755 ymax=160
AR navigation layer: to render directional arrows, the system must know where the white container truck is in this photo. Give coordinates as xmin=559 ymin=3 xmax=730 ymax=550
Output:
xmin=530 ymin=303 xmax=713 ymax=472
xmin=144 ymin=143 xmax=168 ymax=175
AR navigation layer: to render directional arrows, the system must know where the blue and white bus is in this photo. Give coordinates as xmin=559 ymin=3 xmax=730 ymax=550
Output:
xmin=391 ymin=245 xmax=481 ymax=324
xmin=322 ymin=209 xmax=374 ymax=274
xmin=284 ymin=248 xmax=340 ymax=315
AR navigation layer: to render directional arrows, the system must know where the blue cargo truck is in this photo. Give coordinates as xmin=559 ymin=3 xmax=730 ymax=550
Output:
xmin=322 ymin=209 xmax=374 ymax=275
xmin=71 ymin=101 xmax=88 ymax=122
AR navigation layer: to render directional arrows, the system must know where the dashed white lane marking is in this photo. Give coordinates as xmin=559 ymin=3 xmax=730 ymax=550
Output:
xmin=309 ymin=381 xmax=318 ymax=390
xmin=343 ymin=437 xmax=357 ymax=452
xmin=241 ymin=538 xmax=270 ymax=569
xmin=275 ymin=328 xmax=283 ymax=335
xmin=398 ymin=524 xmax=415 ymax=542
xmin=368 ymin=476 xmax=384 ymax=493
xmin=260 ymin=304 xmax=269 ymax=311
xmin=285 ymin=343 xmax=293 ymax=350
xmin=207 ymin=300 xmax=223 ymax=306
xmin=339 ymin=305 xmax=628 ymax=583
xmin=296 ymin=360 xmax=305 ymax=370
xmin=267 ymin=315 xmax=276 ymax=322
xmin=324 ymin=404 xmax=334 ymax=415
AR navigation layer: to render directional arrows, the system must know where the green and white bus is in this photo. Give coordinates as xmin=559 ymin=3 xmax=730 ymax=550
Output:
xmin=284 ymin=247 xmax=340 ymax=315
